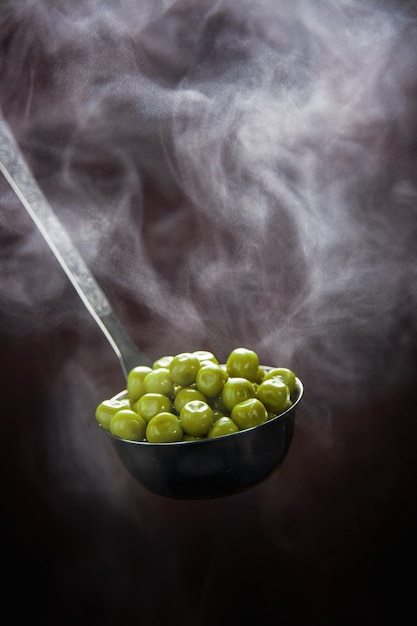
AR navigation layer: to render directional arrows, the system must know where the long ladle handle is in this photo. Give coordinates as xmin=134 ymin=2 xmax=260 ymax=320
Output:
xmin=0 ymin=115 xmax=152 ymax=378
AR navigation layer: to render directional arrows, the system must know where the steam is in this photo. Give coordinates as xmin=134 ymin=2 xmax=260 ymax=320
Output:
xmin=0 ymin=3 xmax=416 ymax=431
xmin=0 ymin=0 xmax=415 ymax=378
xmin=1 ymin=1 xmax=417 ymax=623
xmin=0 ymin=1 xmax=415 ymax=392
xmin=163 ymin=0 xmax=417 ymax=381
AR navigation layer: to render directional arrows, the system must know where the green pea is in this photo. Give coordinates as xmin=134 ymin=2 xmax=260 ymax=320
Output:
xmin=208 ymin=394 xmax=229 ymax=414
xmin=182 ymin=434 xmax=204 ymax=442
xmin=143 ymin=368 xmax=175 ymax=397
xmin=262 ymin=367 xmax=297 ymax=394
xmin=196 ymin=362 xmax=228 ymax=397
xmin=146 ymin=412 xmax=184 ymax=443
xmin=135 ymin=393 xmax=172 ymax=423
xmin=208 ymin=416 xmax=239 ymax=439
xmin=169 ymin=352 xmax=201 ymax=386
xmin=174 ymin=387 xmax=206 ymax=414
xmin=110 ymin=409 xmax=147 ymax=441
xmin=153 ymin=355 xmax=174 ymax=369
xmin=95 ymin=398 xmax=131 ymax=431
xmin=231 ymin=398 xmax=268 ymax=430
xmin=257 ymin=378 xmax=291 ymax=414
xmin=174 ymin=386 xmax=207 ymax=413
xmin=221 ymin=377 xmax=256 ymax=412
xmin=226 ymin=347 xmax=259 ymax=382
xmin=180 ymin=400 xmax=214 ymax=437
xmin=193 ymin=350 xmax=219 ymax=365
xmin=127 ymin=365 xmax=153 ymax=402
xmin=255 ymin=366 xmax=266 ymax=384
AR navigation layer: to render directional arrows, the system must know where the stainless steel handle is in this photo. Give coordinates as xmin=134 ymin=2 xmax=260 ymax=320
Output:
xmin=0 ymin=114 xmax=151 ymax=378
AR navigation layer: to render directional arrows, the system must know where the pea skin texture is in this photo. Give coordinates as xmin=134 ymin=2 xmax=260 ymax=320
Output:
xmin=146 ymin=412 xmax=184 ymax=443
xmin=153 ymin=355 xmax=174 ymax=369
xmin=263 ymin=367 xmax=296 ymax=394
xmin=127 ymin=365 xmax=152 ymax=402
xmin=257 ymin=378 xmax=291 ymax=413
xmin=208 ymin=416 xmax=239 ymax=439
xmin=180 ymin=400 xmax=214 ymax=437
xmin=221 ymin=377 xmax=256 ymax=412
xmin=169 ymin=352 xmax=201 ymax=386
xmin=135 ymin=393 xmax=172 ymax=423
xmin=196 ymin=363 xmax=228 ymax=397
xmin=193 ymin=350 xmax=219 ymax=365
xmin=110 ymin=409 xmax=147 ymax=441
xmin=174 ymin=386 xmax=206 ymax=413
xmin=143 ymin=368 xmax=175 ymax=396
xmin=231 ymin=398 xmax=268 ymax=430
xmin=226 ymin=347 xmax=259 ymax=382
xmin=95 ymin=398 xmax=131 ymax=431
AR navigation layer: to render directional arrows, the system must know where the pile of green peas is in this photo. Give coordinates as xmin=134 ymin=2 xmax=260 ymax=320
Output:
xmin=95 ymin=347 xmax=297 ymax=443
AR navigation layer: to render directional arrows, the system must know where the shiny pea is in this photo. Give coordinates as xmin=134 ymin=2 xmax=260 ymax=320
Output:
xmin=95 ymin=398 xmax=131 ymax=431
xmin=226 ymin=347 xmax=259 ymax=382
xmin=221 ymin=377 xmax=256 ymax=412
xmin=180 ymin=400 xmax=214 ymax=437
xmin=174 ymin=386 xmax=207 ymax=413
xmin=262 ymin=367 xmax=297 ymax=394
xmin=146 ymin=412 xmax=184 ymax=443
xmin=257 ymin=378 xmax=291 ymax=414
xmin=110 ymin=409 xmax=147 ymax=441
xmin=231 ymin=398 xmax=268 ymax=430
xmin=143 ymin=368 xmax=175 ymax=397
xmin=135 ymin=393 xmax=172 ymax=423
xmin=208 ymin=416 xmax=239 ymax=439
xmin=169 ymin=352 xmax=201 ymax=386
xmin=196 ymin=362 xmax=228 ymax=397
xmin=127 ymin=365 xmax=153 ymax=402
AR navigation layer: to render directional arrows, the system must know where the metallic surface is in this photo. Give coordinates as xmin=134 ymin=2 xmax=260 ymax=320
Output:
xmin=105 ymin=375 xmax=303 ymax=499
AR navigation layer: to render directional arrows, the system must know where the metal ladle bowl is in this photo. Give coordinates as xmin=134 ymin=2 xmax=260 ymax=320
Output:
xmin=0 ymin=115 xmax=303 ymax=499
xmin=103 ymin=373 xmax=303 ymax=499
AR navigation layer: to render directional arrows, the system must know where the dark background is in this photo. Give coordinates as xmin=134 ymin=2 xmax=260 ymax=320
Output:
xmin=1 ymin=1 xmax=417 ymax=624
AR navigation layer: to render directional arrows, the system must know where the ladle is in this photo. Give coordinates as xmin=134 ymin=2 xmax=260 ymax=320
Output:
xmin=0 ymin=116 xmax=151 ymax=377
xmin=0 ymin=114 xmax=303 ymax=499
